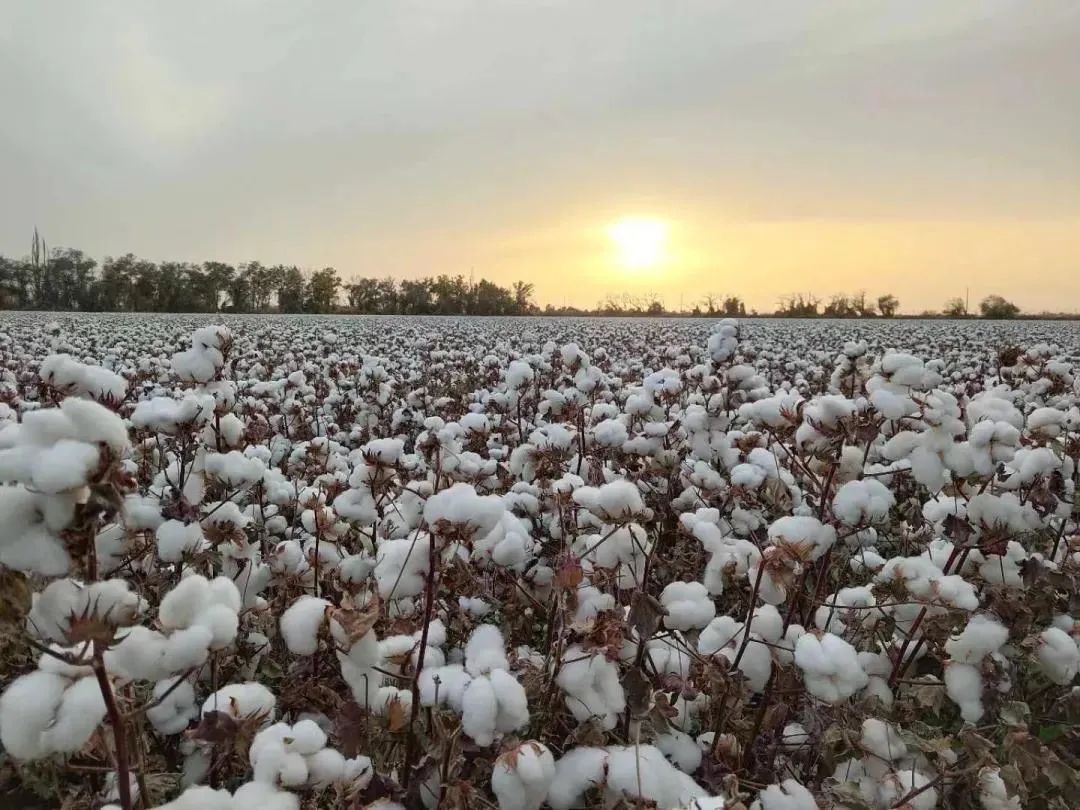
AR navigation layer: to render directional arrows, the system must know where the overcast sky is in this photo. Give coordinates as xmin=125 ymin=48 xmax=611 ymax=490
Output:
xmin=2 ymin=1 xmax=1078 ymax=311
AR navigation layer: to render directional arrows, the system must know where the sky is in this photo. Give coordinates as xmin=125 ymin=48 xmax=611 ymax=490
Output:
xmin=1 ymin=1 xmax=1078 ymax=313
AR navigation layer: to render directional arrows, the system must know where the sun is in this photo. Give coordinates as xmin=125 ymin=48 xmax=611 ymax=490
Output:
xmin=607 ymin=217 xmax=668 ymax=270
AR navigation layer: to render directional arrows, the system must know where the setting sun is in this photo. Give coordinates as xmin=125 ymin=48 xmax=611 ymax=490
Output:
xmin=607 ymin=217 xmax=668 ymax=270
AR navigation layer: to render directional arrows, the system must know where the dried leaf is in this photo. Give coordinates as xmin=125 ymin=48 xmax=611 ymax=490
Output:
xmin=627 ymin=591 xmax=667 ymax=639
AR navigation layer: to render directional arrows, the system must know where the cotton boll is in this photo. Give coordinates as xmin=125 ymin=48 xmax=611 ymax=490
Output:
xmin=461 ymin=674 xmax=499 ymax=746
xmin=280 ymin=596 xmax=330 ymax=656
xmin=794 ymin=632 xmax=868 ymax=703
xmin=656 ymin=728 xmax=703 ymax=773
xmin=157 ymin=520 xmax=208 ymax=563
xmin=202 ymin=682 xmax=276 ymax=724
xmin=978 ymin=766 xmax=1021 ymax=810
xmin=860 ymin=718 xmax=906 ymax=762
xmin=465 ymin=623 xmax=510 ymax=675
xmin=660 ymin=581 xmax=716 ymax=631
xmin=39 ymin=675 xmax=106 ymax=755
xmin=0 ymin=670 xmax=68 ymax=759
xmin=944 ymin=615 xmax=1008 ymax=664
xmin=831 ymin=479 xmax=894 ymax=527
xmin=418 ymin=664 xmax=472 ymax=710
xmin=749 ymin=779 xmax=818 ymax=810
xmin=147 ymin=677 xmax=198 ymax=735
xmin=491 ymin=741 xmax=556 ymax=810
xmin=1037 ymin=627 xmax=1080 ymax=685
xmin=151 ymin=786 xmax=234 ymax=810
xmin=490 ymin=667 xmax=530 ymax=733
xmin=231 ymin=781 xmax=301 ymax=810
xmin=944 ymin=662 xmax=985 ymax=722
xmin=547 ymin=747 xmax=610 ymax=810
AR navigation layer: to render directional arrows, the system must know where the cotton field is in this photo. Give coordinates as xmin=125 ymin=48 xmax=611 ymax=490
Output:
xmin=0 ymin=312 xmax=1078 ymax=810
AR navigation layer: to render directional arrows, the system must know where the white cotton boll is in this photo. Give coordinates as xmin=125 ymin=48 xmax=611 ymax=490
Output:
xmin=831 ymin=479 xmax=894 ymax=527
xmin=201 ymin=682 xmax=276 ymax=724
xmin=660 ymin=581 xmax=716 ymax=630
xmin=59 ymin=396 xmax=130 ymax=453
xmin=231 ymin=781 xmax=301 ymax=810
xmin=656 ymin=728 xmax=702 ymax=773
xmin=978 ymin=766 xmax=1021 ymax=810
xmin=152 ymin=786 xmax=234 ymax=810
xmin=860 ymin=718 xmax=906 ymax=762
xmin=492 ymin=741 xmax=556 ymax=810
xmin=286 ymin=718 xmax=327 ymax=755
xmin=157 ymin=520 xmax=208 ymax=563
xmin=0 ymin=670 xmax=68 ymax=759
xmin=374 ymin=535 xmax=430 ymax=599
xmin=878 ymin=768 xmax=937 ymax=810
xmin=945 ymin=662 xmax=985 ymax=722
xmin=30 ymin=439 xmax=100 ymax=494
xmin=147 ymin=677 xmax=198 ymax=735
xmin=423 ymin=482 xmax=505 ymax=537
xmin=794 ymin=633 xmax=868 ymax=703
xmin=204 ymin=451 xmax=266 ymax=488
xmin=42 ymin=675 xmax=106 ymax=754
xmin=605 ymin=745 xmax=708 ymax=808
xmin=556 ymin=645 xmax=625 ymax=729
xmin=461 ymin=674 xmax=499 ymax=746
xmin=944 ymin=615 xmax=1008 ymax=664
xmin=1037 ymin=627 xmax=1080 ymax=685
xmin=490 ymin=667 xmax=530 ymax=733
xmin=573 ymin=478 xmax=646 ymax=520
xmin=280 ymin=596 xmax=330 ymax=656
xmin=306 ymin=748 xmax=346 ymax=787
xmin=749 ymin=779 xmax=818 ymax=810
xmin=548 ymin=747 xmax=610 ymax=810
xmin=767 ymin=516 xmax=835 ymax=561
xmin=465 ymin=624 xmax=510 ymax=675
xmin=418 ymin=664 xmax=472 ymax=710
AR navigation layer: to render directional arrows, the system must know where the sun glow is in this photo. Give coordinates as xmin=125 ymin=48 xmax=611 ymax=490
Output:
xmin=607 ymin=217 xmax=668 ymax=270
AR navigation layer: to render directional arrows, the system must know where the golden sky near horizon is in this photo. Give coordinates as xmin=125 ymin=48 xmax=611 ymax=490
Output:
xmin=2 ymin=1 xmax=1078 ymax=313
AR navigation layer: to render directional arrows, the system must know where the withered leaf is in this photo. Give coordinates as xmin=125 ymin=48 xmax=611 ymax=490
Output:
xmin=627 ymin=590 xmax=667 ymax=640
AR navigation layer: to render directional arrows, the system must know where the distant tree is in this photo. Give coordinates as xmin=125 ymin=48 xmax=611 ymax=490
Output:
xmin=276 ymin=266 xmax=306 ymax=313
xmin=305 ymin=267 xmax=341 ymax=313
xmin=700 ymin=293 xmax=720 ymax=315
xmin=511 ymin=281 xmax=535 ymax=313
xmin=877 ymin=294 xmax=900 ymax=318
xmin=776 ymin=293 xmax=819 ymax=317
xmin=722 ymin=296 xmax=746 ymax=317
xmin=979 ymin=294 xmax=1020 ymax=319
xmin=943 ymin=297 xmax=968 ymax=317
xmin=852 ymin=290 xmax=876 ymax=317
xmin=823 ymin=294 xmax=854 ymax=318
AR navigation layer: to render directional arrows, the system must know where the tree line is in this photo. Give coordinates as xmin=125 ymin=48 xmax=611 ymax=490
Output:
xmin=0 ymin=231 xmax=539 ymax=315
xmin=0 ymin=232 xmax=1026 ymax=319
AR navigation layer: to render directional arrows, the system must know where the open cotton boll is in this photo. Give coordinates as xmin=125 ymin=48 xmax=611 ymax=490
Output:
xmin=1036 ymin=627 xmax=1080 ymax=685
xmin=944 ymin=662 xmax=986 ymax=722
xmin=944 ymin=615 xmax=1008 ymax=664
xmin=39 ymin=354 xmax=129 ymax=402
xmin=280 ymin=596 xmax=330 ymax=656
xmin=374 ymin=535 xmax=431 ymax=599
xmin=418 ymin=664 xmax=473 ymax=711
xmin=748 ymin=779 xmax=818 ymax=810
xmin=231 ymin=781 xmax=300 ymax=810
xmin=767 ymin=516 xmax=836 ymax=561
xmin=860 ymin=718 xmax=906 ymax=762
xmin=549 ymin=745 xmax=709 ymax=810
xmin=555 ymin=645 xmax=625 ymax=729
xmin=573 ymin=478 xmax=647 ymax=521
xmin=656 ymin=728 xmax=703 ymax=773
xmin=145 ymin=786 xmax=235 ymax=810
xmin=831 ymin=479 xmax=894 ymax=527
xmin=877 ymin=768 xmax=937 ymax=810
xmin=461 ymin=675 xmax=500 ymax=746
xmin=0 ymin=670 xmax=69 ymax=759
xmin=59 ymin=396 xmax=130 ymax=453
xmin=147 ymin=677 xmax=198 ymax=735
xmin=204 ymin=451 xmax=266 ymax=488
xmin=978 ymin=767 xmax=1022 ymax=810
xmin=794 ymin=632 xmax=868 ymax=703
xmin=660 ymin=581 xmax=716 ymax=631
xmin=465 ymin=624 xmax=510 ymax=675
xmin=30 ymin=439 xmax=100 ymax=494
xmin=201 ymin=682 xmax=276 ymax=724
xmin=423 ymin=482 xmax=505 ymax=537
xmin=491 ymin=741 xmax=556 ymax=810
xmin=157 ymin=520 xmax=208 ymax=563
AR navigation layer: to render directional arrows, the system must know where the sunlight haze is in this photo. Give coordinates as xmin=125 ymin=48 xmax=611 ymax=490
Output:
xmin=1 ymin=1 xmax=1078 ymax=313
